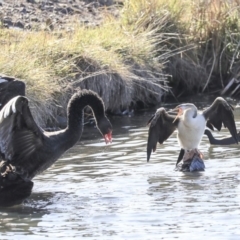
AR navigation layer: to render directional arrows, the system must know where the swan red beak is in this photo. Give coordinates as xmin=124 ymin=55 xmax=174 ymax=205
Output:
xmin=104 ymin=131 xmax=112 ymax=144
xmin=173 ymin=107 xmax=183 ymax=123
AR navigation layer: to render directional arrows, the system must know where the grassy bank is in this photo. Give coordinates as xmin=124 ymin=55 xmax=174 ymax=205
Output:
xmin=123 ymin=0 xmax=240 ymax=94
xmin=1 ymin=0 xmax=240 ymax=126
xmin=0 ymin=4 xmax=169 ymax=126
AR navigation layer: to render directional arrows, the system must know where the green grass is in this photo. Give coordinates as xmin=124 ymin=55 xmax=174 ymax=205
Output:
xmin=1 ymin=0 xmax=240 ymax=125
xmin=0 ymin=6 xmax=169 ymax=126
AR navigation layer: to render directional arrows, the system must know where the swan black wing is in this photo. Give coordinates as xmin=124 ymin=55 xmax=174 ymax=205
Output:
xmin=203 ymin=97 xmax=238 ymax=144
xmin=0 ymin=96 xmax=44 ymax=164
xmin=147 ymin=108 xmax=179 ymax=162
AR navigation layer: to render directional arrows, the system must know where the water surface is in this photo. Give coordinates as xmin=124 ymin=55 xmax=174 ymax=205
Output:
xmin=1 ymin=100 xmax=240 ymax=239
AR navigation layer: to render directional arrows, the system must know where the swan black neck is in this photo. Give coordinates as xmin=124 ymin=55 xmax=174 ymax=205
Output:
xmin=66 ymin=90 xmax=105 ymax=143
xmin=204 ymin=129 xmax=238 ymax=145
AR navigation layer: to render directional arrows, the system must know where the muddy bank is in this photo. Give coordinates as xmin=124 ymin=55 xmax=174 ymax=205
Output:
xmin=0 ymin=0 xmax=121 ymax=30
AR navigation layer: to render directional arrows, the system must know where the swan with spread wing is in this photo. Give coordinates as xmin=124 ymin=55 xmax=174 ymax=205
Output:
xmin=0 ymin=89 xmax=112 ymax=206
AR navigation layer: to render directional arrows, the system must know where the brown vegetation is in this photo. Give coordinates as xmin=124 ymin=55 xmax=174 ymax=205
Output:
xmin=1 ymin=0 xmax=240 ymax=127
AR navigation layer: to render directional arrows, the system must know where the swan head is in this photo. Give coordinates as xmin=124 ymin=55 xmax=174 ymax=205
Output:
xmin=97 ymin=117 xmax=113 ymax=144
xmin=173 ymin=103 xmax=197 ymax=123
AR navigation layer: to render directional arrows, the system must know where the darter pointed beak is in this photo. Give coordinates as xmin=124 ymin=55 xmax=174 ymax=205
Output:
xmin=172 ymin=107 xmax=183 ymax=123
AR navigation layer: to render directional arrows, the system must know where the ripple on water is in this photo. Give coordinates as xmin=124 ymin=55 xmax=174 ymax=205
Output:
xmin=1 ymin=109 xmax=240 ymax=239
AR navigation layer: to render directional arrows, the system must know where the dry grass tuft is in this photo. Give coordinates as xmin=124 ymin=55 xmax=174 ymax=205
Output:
xmin=165 ymin=0 xmax=240 ymax=95
xmin=1 ymin=0 xmax=240 ymax=126
xmin=0 ymin=9 xmax=170 ymax=126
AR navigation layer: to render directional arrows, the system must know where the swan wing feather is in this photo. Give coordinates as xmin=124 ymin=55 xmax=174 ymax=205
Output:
xmin=0 ymin=96 xmax=43 ymax=162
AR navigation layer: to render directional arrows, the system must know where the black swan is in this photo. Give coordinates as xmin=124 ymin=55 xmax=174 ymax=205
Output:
xmin=0 ymin=76 xmax=25 ymax=110
xmin=0 ymin=89 xmax=112 ymax=207
xmin=204 ymin=129 xmax=240 ymax=145
xmin=147 ymin=97 xmax=238 ymax=171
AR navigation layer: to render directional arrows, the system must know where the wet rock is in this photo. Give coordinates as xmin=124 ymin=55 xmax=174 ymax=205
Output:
xmin=14 ymin=21 xmax=25 ymax=28
xmin=175 ymin=149 xmax=205 ymax=172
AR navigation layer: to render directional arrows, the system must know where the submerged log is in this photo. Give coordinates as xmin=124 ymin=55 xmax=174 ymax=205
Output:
xmin=221 ymin=78 xmax=240 ymax=97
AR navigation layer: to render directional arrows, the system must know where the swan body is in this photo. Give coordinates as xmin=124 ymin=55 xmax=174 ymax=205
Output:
xmin=147 ymin=97 xmax=238 ymax=165
xmin=0 ymin=89 xmax=112 ymax=206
